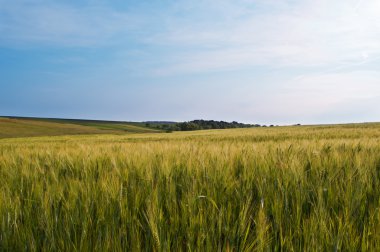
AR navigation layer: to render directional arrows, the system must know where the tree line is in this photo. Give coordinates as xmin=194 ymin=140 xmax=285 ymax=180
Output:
xmin=147 ymin=120 xmax=263 ymax=132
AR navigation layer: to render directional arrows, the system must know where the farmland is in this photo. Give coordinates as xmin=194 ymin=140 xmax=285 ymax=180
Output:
xmin=0 ymin=123 xmax=380 ymax=250
xmin=0 ymin=117 xmax=159 ymax=138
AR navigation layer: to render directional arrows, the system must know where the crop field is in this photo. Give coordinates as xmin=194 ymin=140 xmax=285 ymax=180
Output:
xmin=0 ymin=117 xmax=159 ymax=138
xmin=1 ymin=124 xmax=380 ymax=251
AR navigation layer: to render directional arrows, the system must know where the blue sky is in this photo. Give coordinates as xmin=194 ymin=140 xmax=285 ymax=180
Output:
xmin=1 ymin=0 xmax=379 ymax=124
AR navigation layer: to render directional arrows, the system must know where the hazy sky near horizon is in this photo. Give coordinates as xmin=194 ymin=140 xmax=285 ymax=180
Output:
xmin=1 ymin=0 xmax=380 ymax=124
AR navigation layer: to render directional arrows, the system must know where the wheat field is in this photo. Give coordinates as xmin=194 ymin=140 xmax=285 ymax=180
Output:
xmin=1 ymin=124 xmax=380 ymax=251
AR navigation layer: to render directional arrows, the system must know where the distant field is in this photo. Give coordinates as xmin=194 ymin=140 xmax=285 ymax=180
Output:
xmin=0 ymin=117 xmax=160 ymax=138
xmin=1 ymin=124 xmax=380 ymax=250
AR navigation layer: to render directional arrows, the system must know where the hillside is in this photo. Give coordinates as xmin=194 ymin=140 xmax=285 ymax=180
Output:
xmin=0 ymin=117 xmax=160 ymax=138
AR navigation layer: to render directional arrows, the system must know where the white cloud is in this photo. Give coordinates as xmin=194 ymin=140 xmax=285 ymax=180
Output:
xmin=2 ymin=0 xmax=379 ymax=123
xmin=2 ymin=0 xmax=379 ymax=70
xmin=148 ymin=0 xmax=380 ymax=75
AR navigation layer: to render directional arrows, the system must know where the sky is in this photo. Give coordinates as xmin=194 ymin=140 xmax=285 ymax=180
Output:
xmin=0 ymin=0 xmax=379 ymax=125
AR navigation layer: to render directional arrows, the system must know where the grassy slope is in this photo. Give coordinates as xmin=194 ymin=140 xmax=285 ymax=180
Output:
xmin=0 ymin=117 xmax=160 ymax=138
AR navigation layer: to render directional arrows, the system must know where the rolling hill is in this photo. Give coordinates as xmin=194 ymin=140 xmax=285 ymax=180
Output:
xmin=0 ymin=117 xmax=160 ymax=138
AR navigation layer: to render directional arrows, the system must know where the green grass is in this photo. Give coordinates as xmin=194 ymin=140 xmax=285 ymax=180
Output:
xmin=0 ymin=117 xmax=160 ymax=138
xmin=1 ymin=124 xmax=380 ymax=250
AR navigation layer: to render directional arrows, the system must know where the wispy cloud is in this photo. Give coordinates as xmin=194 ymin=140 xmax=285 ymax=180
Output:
xmin=2 ymin=0 xmax=379 ymax=72
xmin=147 ymin=0 xmax=380 ymax=75
xmin=0 ymin=0 xmax=140 ymax=47
xmin=1 ymin=0 xmax=379 ymax=123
